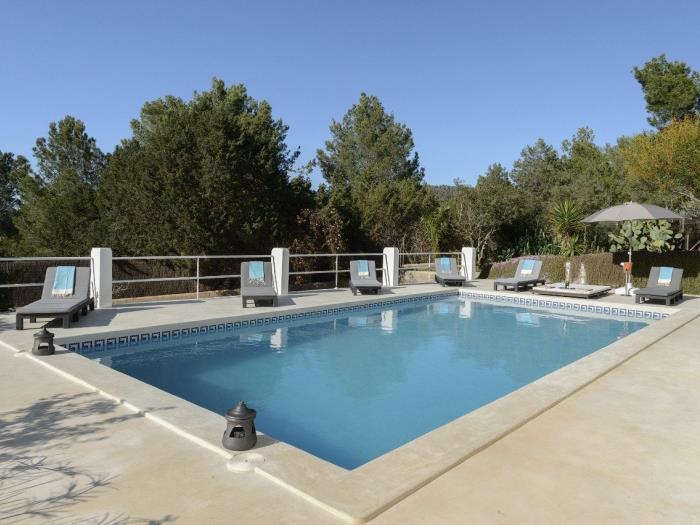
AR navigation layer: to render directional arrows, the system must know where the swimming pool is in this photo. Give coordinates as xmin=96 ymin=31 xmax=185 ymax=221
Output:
xmin=86 ymin=296 xmax=648 ymax=469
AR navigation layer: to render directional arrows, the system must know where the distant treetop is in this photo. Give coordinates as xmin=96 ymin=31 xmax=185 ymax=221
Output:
xmin=633 ymin=54 xmax=700 ymax=129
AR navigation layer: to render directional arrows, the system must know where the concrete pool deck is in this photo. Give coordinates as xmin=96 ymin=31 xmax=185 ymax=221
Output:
xmin=1 ymin=281 xmax=700 ymax=523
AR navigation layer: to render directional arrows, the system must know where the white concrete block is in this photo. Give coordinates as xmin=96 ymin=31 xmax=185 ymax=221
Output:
xmin=271 ymin=247 xmax=289 ymax=296
xmin=90 ymin=247 xmax=112 ymax=308
xmin=461 ymin=247 xmax=477 ymax=280
xmin=382 ymin=247 xmax=399 ymax=287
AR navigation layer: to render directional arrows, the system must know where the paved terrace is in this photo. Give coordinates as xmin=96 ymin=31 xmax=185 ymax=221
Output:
xmin=1 ymin=281 xmax=699 ymax=523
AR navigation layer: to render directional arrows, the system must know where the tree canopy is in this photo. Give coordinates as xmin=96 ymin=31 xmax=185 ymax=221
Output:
xmin=620 ymin=117 xmax=700 ymax=215
xmin=1 ymin=55 xmax=698 ymax=266
xmin=12 ymin=117 xmax=105 ymax=256
xmin=0 ymin=150 xmax=20 ymax=239
xmin=98 ymin=79 xmax=313 ymax=255
xmin=633 ymin=54 xmax=700 ymax=129
xmin=317 ymin=93 xmax=434 ymax=250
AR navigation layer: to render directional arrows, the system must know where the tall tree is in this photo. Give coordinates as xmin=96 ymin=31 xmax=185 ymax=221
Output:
xmin=13 ymin=117 xmax=106 ymax=255
xmin=98 ymin=79 xmax=311 ymax=255
xmin=449 ymin=164 xmax=524 ymax=264
xmin=633 ymin=54 xmax=700 ymax=129
xmin=510 ymin=139 xmax=567 ymax=206
xmin=0 ymin=150 xmax=20 ymax=238
xmin=620 ymin=118 xmax=700 ymax=216
xmin=0 ymin=150 xmax=27 ymax=256
xmin=560 ymin=128 xmax=629 ymax=214
xmin=317 ymin=93 xmax=433 ymax=249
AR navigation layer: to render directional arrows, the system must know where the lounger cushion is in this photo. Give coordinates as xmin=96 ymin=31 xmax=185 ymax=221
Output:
xmin=17 ymin=302 xmax=87 ymax=315
xmin=494 ymin=277 xmax=539 ymax=285
xmin=243 ymin=286 xmax=277 ymax=297
xmin=635 ymin=286 xmax=680 ymax=297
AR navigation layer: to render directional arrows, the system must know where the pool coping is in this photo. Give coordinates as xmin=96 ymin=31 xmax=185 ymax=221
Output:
xmin=7 ymin=289 xmax=698 ymax=523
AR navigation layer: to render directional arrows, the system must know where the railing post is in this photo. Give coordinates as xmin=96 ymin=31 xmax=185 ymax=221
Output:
xmin=382 ymin=247 xmax=399 ymax=288
xmin=461 ymin=247 xmax=476 ymax=280
xmin=334 ymin=254 xmax=339 ymax=289
xmin=196 ymin=257 xmax=200 ymax=300
xmin=90 ymin=247 xmax=112 ymax=309
xmin=271 ymin=247 xmax=289 ymax=296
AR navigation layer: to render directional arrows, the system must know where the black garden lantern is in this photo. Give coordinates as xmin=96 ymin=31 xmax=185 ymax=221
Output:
xmin=32 ymin=327 xmax=55 ymax=356
xmin=222 ymin=401 xmax=257 ymax=451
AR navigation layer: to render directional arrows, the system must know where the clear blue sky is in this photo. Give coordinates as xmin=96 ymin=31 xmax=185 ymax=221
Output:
xmin=2 ymin=0 xmax=699 ymax=185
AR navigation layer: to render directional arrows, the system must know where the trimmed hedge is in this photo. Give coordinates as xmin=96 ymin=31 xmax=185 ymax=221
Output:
xmin=483 ymin=251 xmax=700 ymax=295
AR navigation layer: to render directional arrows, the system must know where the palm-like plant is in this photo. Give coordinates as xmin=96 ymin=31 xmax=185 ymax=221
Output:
xmin=548 ymin=200 xmax=585 ymax=257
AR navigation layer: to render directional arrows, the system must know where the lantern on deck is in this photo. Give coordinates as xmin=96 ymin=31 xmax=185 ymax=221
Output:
xmin=222 ymin=401 xmax=257 ymax=451
xmin=32 ymin=327 xmax=55 ymax=356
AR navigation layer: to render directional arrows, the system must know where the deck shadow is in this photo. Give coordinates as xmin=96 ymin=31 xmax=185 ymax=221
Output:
xmin=0 ymin=392 xmax=178 ymax=524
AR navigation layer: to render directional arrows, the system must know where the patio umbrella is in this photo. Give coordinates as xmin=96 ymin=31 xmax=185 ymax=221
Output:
xmin=582 ymin=201 xmax=683 ymax=294
xmin=582 ymin=201 xmax=683 ymax=225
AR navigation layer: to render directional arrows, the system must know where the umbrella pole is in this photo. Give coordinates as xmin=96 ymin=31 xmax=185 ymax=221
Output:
xmin=626 ymin=235 xmax=633 ymax=296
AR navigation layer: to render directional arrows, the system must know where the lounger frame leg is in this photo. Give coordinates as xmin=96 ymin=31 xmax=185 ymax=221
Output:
xmin=16 ymin=316 xmax=23 ymax=330
xmin=62 ymin=315 xmax=71 ymax=329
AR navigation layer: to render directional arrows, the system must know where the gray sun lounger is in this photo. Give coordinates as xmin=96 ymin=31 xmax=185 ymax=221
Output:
xmin=435 ymin=257 xmax=466 ymax=287
xmin=241 ymin=261 xmax=278 ymax=308
xmin=349 ymin=260 xmax=382 ymax=295
xmin=16 ymin=267 xmax=94 ymax=330
xmin=635 ymin=266 xmax=683 ymax=306
xmin=493 ymin=259 xmax=545 ymax=292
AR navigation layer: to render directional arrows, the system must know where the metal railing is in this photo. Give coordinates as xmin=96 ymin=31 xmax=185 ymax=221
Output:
xmin=399 ymin=251 xmax=465 ymax=284
xmin=0 ymin=257 xmax=92 ymax=289
xmin=112 ymin=254 xmax=272 ymax=300
xmin=0 ymin=250 xmax=465 ymax=306
xmin=289 ymin=252 xmax=386 ymax=291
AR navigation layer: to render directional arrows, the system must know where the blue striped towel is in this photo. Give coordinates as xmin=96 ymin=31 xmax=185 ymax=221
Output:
xmin=658 ymin=267 xmax=673 ymax=285
xmin=356 ymin=260 xmax=370 ymax=278
xmin=52 ymin=266 xmax=76 ymax=297
xmin=439 ymin=258 xmax=451 ymax=272
xmin=248 ymin=261 xmax=265 ymax=286
xmin=520 ymin=259 xmax=535 ymax=276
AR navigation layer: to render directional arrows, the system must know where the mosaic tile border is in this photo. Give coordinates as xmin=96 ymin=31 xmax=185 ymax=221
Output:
xmin=62 ymin=290 xmax=671 ymax=356
xmin=459 ymin=290 xmax=670 ymax=321
xmin=63 ymin=292 xmax=460 ymax=355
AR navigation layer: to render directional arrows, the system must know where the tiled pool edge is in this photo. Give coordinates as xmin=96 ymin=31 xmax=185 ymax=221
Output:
xmin=59 ymin=288 xmax=674 ymax=355
xmin=4 ymin=291 xmax=696 ymax=523
xmin=459 ymin=289 xmax=675 ymax=320
xmin=58 ymin=290 xmax=460 ymax=354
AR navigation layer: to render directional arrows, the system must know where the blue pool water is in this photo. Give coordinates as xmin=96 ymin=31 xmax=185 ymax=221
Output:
xmin=88 ymin=297 xmax=648 ymax=469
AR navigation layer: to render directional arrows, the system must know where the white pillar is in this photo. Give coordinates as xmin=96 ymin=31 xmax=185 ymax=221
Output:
xmin=90 ymin=247 xmax=112 ymax=308
xmin=381 ymin=310 xmax=397 ymax=332
xmin=382 ymin=247 xmax=399 ymax=287
xmin=271 ymin=247 xmax=289 ymax=296
xmin=270 ymin=327 xmax=288 ymax=349
xmin=461 ymin=247 xmax=476 ymax=280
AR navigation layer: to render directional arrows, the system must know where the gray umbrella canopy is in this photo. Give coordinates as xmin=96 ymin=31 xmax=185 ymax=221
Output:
xmin=582 ymin=201 xmax=683 ymax=279
xmin=583 ymin=201 xmax=683 ymax=223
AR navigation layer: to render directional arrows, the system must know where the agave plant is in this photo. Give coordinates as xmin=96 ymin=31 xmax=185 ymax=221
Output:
xmin=548 ymin=200 xmax=585 ymax=256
